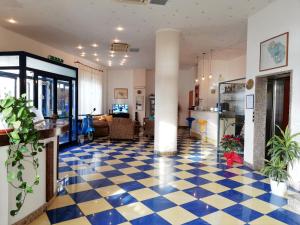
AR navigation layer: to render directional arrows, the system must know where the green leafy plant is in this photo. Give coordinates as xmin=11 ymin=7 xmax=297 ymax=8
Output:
xmin=0 ymin=94 xmax=44 ymax=216
xmin=262 ymin=125 xmax=300 ymax=183
xmin=220 ymin=135 xmax=242 ymax=153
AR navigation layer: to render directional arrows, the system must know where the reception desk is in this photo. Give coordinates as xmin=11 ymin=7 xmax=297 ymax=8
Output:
xmin=0 ymin=120 xmax=68 ymax=225
xmin=190 ymin=110 xmax=218 ymax=145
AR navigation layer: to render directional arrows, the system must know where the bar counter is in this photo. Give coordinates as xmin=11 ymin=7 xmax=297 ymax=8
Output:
xmin=0 ymin=120 xmax=68 ymax=225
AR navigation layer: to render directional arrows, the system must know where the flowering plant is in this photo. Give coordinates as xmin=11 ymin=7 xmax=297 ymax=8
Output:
xmin=220 ymin=135 xmax=242 ymax=153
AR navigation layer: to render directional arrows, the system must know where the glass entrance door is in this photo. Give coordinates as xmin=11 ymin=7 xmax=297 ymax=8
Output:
xmin=38 ymin=76 xmax=54 ymax=117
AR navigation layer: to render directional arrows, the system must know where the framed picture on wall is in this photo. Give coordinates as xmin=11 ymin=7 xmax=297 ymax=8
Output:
xmin=246 ymin=94 xmax=254 ymax=109
xmin=259 ymin=32 xmax=289 ymax=72
xmin=114 ymin=88 xmax=128 ymax=99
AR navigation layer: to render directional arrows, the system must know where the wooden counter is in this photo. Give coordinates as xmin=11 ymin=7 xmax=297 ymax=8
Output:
xmin=0 ymin=120 xmax=68 ymax=225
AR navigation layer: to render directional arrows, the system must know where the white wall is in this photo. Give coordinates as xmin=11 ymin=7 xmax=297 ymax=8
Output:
xmin=245 ymin=0 xmax=300 ymax=190
xmin=198 ymin=55 xmax=246 ymax=110
xmin=107 ymin=69 xmax=146 ymax=122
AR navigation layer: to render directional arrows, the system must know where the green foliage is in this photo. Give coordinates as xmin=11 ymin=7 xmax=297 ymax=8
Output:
xmin=262 ymin=125 xmax=300 ymax=183
xmin=0 ymin=94 xmax=44 ymax=216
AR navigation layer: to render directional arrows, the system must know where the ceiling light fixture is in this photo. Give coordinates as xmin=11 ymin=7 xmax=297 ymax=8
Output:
xmin=124 ymin=54 xmax=129 ymax=58
xmin=201 ymin=53 xmax=206 ymax=81
xmin=96 ymin=58 xmax=100 ymax=62
xmin=93 ymin=53 xmax=98 ymax=56
xmin=209 ymin=49 xmax=213 ymax=79
xmin=91 ymin=43 xmax=98 ymax=47
xmin=110 ymin=50 xmax=115 ymax=54
xmin=113 ymin=38 xmax=120 ymax=43
xmin=110 ymin=54 xmax=115 ymax=58
xmin=77 ymin=45 xmax=83 ymax=50
xmin=6 ymin=18 xmax=17 ymax=24
xmin=116 ymin=26 xmax=124 ymax=31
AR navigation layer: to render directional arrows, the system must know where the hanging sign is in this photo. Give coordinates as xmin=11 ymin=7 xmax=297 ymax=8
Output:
xmin=48 ymin=55 xmax=64 ymax=64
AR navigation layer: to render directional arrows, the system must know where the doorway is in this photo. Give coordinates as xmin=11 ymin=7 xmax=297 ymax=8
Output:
xmin=265 ymin=75 xmax=290 ymax=160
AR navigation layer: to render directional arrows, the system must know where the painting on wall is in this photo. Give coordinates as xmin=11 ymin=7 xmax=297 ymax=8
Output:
xmin=114 ymin=88 xmax=128 ymax=99
xmin=260 ymin=32 xmax=289 ymax=72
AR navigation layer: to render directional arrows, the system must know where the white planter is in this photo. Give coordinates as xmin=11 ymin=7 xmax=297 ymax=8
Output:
xmin=270 ymin=178 xmax=287 ymax=197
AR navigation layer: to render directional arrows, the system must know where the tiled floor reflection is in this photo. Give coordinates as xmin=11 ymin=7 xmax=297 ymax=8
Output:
xmin=29 ymin=133 xmax=300 ymax=225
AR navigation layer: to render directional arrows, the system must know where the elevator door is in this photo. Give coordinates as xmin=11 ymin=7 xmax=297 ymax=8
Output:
xmin=265 ymin=76 xmax=290 ymax=160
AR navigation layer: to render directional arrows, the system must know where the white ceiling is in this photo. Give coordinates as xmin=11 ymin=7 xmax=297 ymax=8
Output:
xmin=0 ymin=0 xmax=274 ymax=69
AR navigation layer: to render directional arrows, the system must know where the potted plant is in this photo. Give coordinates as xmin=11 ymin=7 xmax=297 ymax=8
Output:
xmin=220 ymin=135 xmax=243 ymax=166
xmin=262 ymin=126 xmax=300 ymax=197
xmin=0 ymin=94 xmax=44 ymax=216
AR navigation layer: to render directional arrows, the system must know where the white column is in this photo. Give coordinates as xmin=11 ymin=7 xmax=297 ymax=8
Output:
xmin=154 ymin=29 xmax=180 ymax=155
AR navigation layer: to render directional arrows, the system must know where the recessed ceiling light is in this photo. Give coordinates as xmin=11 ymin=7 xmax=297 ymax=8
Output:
xmin=93 ymin=53 xmax=98 ymax=56
xmin=110 ymin=50 xmax=115 ymax=54
xmin=110 ymin=54 xmax=115 ymax=58
xmin=96 ymin=58 xmax=100 ymax=62
xmin=116 ymin=26 xmax=124 ymax=31
xmin=91 ymin=43 xmax=98 ymax=48
xmin=124 ymin=54 xmax=129 ymax=58
xmin=77 ymin=45 xmax=83 ymax=50
xmin=6 ymin=18 xmax=17 ymax=24
xmin=113 ymin=38 xmax=120 ymax=43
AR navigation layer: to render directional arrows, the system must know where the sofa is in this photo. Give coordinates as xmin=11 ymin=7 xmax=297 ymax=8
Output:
xmin=92 ymin=115 xmax=112 ymax=137
xmin=109 ymin=118 xmax=135 ymax=140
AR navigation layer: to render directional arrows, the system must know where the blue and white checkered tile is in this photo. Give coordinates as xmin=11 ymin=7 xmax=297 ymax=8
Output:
xmin=29 ymin=132 xmax=300 ymax=225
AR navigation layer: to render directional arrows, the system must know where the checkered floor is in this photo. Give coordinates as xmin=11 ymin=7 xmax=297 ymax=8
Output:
xmin=29 ymin=133 xmax=300 ymax=225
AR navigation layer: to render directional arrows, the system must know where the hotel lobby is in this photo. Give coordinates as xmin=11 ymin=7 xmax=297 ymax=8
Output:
xmin=1 ymin=0 xmax=300 ymax=224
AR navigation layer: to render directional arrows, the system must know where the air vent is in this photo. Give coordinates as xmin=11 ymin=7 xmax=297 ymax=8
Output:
xmin=150 ymin=0 xmax=168 ymax=5
xmin=115 ymin=0 xmax=148 ymax=4
xmin=111 ymin=43 xmax=130 ymax=52
xmin=129 ymin=48 xmax=140 ymax=52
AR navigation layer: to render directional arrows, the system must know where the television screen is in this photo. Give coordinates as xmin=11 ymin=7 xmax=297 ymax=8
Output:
xmin=112 ymin=104 xmax=129 ymax=114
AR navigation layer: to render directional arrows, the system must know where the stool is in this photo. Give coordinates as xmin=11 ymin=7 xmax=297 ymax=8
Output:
xmin=198 ymin=119 xmax=208 ymax=142
xmin=186 ymin=117 xmax=195 ymax=137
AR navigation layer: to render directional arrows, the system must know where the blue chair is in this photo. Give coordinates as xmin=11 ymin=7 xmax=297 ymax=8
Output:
xmin=186 ymin=117 xmax=195 ymax=137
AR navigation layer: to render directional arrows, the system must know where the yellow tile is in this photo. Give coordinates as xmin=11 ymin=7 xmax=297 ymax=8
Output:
xmin=116 ymin=202 xmax=153 ymax=220
xmin=59 ymin=162 xmax=68 ymax=167
xmin=138 ymin=177 xmax=160 ymax=187
xmin=157 ymin=206 xmax=197 ymax=225
xmin=201 ymin=195 xmax=235 ymax=209
xmin=202 ymin=211 xmax=244 ymax=225
xmin=127 ymin=161 xmax=146 ymax=167
xmin=164 ymin=191 xmax=196 ymax=205
xmin=241 ymin=198 xmax=278 ymax=214
xmin=47 ymin=195 xmax=75 ymax=210
xmin=59 ymin=171 xmax=77 ymax=179
xmin=200 ymin=182 xmax=229 ymax=193
xmin=230 ymin=175 xmax=256 ymax=184
xmin=114 ymin=155 xmax=129 ymax=159
xmin=201 ymin=166 xmax=221 ymax=173
xmin=62 ymin=157 xmax=80 ymax=162
xmin=105 ymin=159 xmax=123 ymax=165
xmin=170 ymin=180 xmax=196 ymax=190
xmin=65 ymin=182 xmax=92 ymax=194
xmin=54 ymin=217 xmax=91 ymax=225
xmin=81 ymin=173 xmax=104 ymax=181
xmin=176 ymin=158 xmax=193 ymax=164
xmin=249 ymin=215 xmax=287 ymax=225
xmin=234 ymin=185 xmax=265 ymax=197
xmin=120 ymin=167 xmax=141 ymax=174
xmin=109 ymin=175 xmax=134 ymax=184
xmin=129 ymin=188 xmax=159 ymax=201
xmin=28 ymin=213 xmax=50 ymax=225
xmin=144 ymin=169 xmax=158 ymax=177
xmin=227 ymin=168 xmax=250 ymax=175
xmin=175 ymin=164 xmax=195 ymax=171
xmin=134 ymin=156 xmax=150 ymax=160
xmin=201 ymin=173 xmax=224 ymax=182
xmin=175 ymin=171 xmax=195 ymax=179
xmin=96 ymin=185 xmax=125 ymax=197
xmin=78 ymin=199 xmax=113 ymax=215
xmin=95 ymin=165 xmax=115 ymax=172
